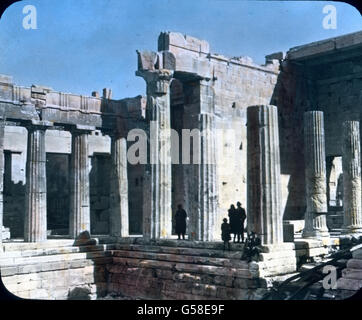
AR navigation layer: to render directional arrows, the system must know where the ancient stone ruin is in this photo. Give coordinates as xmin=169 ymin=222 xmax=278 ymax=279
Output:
xmin=0 ymin=30 xmax=362 ymax=300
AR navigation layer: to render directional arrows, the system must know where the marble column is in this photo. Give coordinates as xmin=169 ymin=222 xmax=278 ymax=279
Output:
xmin=0 ymin=122 xmax=4 ymax=245
xmin=24 ymin=121 xmax=52 ymax=242
xmin=302 ymin=111 xmax=330 ymax=238
xmin=109 ymin=133 xmax=129 ymax=238
xmin=188 ymin=113 xmax=218 ymax=241
xmin=138 ymin=70 xmax=173 ymax=239
xmin=69 ymin=126 xmax=92 ymax=238
xmin=247 ymin=105 xmax=283 ymax=245
xmin=342 ymin=121 xmax=362 ymax=234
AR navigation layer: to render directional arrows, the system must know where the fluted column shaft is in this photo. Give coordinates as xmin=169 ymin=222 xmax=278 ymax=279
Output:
xmin=0 ymin=122 xmax=4 ymax=245
xmin=189 ymin=113 xmax=218 ymax=241
xmin=24 ymin=124 xmax=49 ymax=242
xmin=302 ymin=111 xmax=330 ymax=238
xmin=69 ymin=130 xmax=90 ymax=238
xmin=140 ymin=70 xmax=173 ymax=239
xmin=247 ymin=105 xmax=283 ymax=245
xmin=342 ymin=121 xmax=362 ymax=234
xmin=110 ymin=135 xmax=129 ymax=237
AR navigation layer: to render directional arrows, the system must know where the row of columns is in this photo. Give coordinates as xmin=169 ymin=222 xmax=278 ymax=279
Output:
xmin=302 ymin=112 xmax=362 ymax=237
xmin=1 ymin=106 xmax=360 ymax=246
xmin=246 ymin=106 xmax=362 ymax=245
xmin=137 ymin=70 xmax=362 ymax=244
xmin=0 ymin=121 xmax=129 ymax=244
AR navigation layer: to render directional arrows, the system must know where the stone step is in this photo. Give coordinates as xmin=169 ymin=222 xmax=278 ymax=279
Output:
xmin=111 ymin=249 xmax=249 ymax=269
xmin=1 ymin=256 xmax=112 ymax=277
xmin=0 ymin=249 xmax=112 ymax=267
xmin=0 ymin=244 xmax=112 ymax=259
xmin=110 ymin=256 xmax=257 ymax=279
xmin=108 ymin=272 xmax=259 ymax=300
xmin=108 ymin=262 xmax=262 ymax=289
xmin=2 ymin=240 xmax=75 ymax=252
xmin=117 ymin=237 xmax=246 ymax=251
xmin=115 ymin=243 xmax=244 ymax=260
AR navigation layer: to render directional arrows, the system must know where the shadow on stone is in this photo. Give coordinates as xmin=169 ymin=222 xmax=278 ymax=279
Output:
xmin=68 ymin=286 xmax=93 ymax=300
xmin=73 ymin=230 xmax=98 ymax=246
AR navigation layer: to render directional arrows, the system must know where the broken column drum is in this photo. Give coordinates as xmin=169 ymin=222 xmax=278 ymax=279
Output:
xmin=247 ymin=105 xmax=283 ymax=245
xmin=302 ymin=111 xmax=330 ymax=238
xmin=342 ymin=121 xmax=362 ymax=234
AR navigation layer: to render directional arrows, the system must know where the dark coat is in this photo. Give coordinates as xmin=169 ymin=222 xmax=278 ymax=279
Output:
xmin=221 ymin=222 xmax=231 ymax=242
xmin=175 ymin=209 xmax=187 ymax=234
xmin=228 ymin=207 xmax=237 ymax=233
xmin=235 ymin=206 xmax=246 ymax=232
xmin=229 ymin=207 xmax=245 ymax=234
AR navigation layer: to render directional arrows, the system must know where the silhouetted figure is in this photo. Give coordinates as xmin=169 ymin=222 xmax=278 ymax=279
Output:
xmin=175 ymin=204 xmax=187 ymax=240
xmin=228 ymin=204 xmax=237 ymax=243
xmin=241 ymin=232 xmax=262 ymax=262
xmin=235 ymin=201 xmax=247 ymax=243
xmin=336 ymin=174 xmax=343 ymax=207
xmin=221 ymin=218 xmax=231 ymax=251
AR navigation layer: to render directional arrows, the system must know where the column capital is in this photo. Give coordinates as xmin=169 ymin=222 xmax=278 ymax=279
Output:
xmin=67 ymin=124 xmax=95 ymax=135
xmin=24 ymin=120 xmax=53 ymax=131
xmin=136 ymin=69 xmax=173 ymax=95
xmin=107 ymin=118 xmax=128 ymax=139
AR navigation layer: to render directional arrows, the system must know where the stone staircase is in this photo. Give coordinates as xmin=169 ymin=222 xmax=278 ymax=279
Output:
xmin=106 ymin=241 xmax=274 ymax=300
xmin=1 ymin=237 xmax=339 ymax=300
xmin=0 ymin=240 xmax=113 ymax=299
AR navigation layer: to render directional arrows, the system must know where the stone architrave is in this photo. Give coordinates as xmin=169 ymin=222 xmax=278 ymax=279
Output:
xmin=137 ymin=70 xmax=173 ymax=239
xmin=342 ymin=121 xmax=362 ymax=234
xmin=302 ymin=111 xmax=330 ymax=239
xmin=247 ymin=105 xmax=283 ymax=245
xmin=109 ymin=131 xmax=129 ymax=238
xmin=24 ymin=120 xmax=52 ymax=242
xmin=0 ymin=121 xmax=4 ymax=245
xmin=69 ymin=125 xmax=93 ymax=238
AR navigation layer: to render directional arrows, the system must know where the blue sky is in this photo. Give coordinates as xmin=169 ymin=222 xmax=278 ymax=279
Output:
xmin=0 ymin=0 xmax=361 ymax=99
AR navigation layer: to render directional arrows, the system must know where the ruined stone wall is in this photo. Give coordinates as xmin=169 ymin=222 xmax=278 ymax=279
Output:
xmin=0 ymin=241 xmax=109 ymax=300
xmin=271 ymin=62 xmax=307 ymax=220
xmin=314 ymin=56 xmax=362 ymax=156
xmin=158 ymin=32 xmax=280 ymax=233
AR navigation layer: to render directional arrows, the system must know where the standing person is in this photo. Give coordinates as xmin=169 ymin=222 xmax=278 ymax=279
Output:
xmin=175 ymin=204 xmax=187 ymax=240
xmin=236 ymin=201 xmax=247 ymax=243
xmin=228 ymin=204 xmax=237 ymax=243
xmin=221 ymin=218 xmax=231 ymax=251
